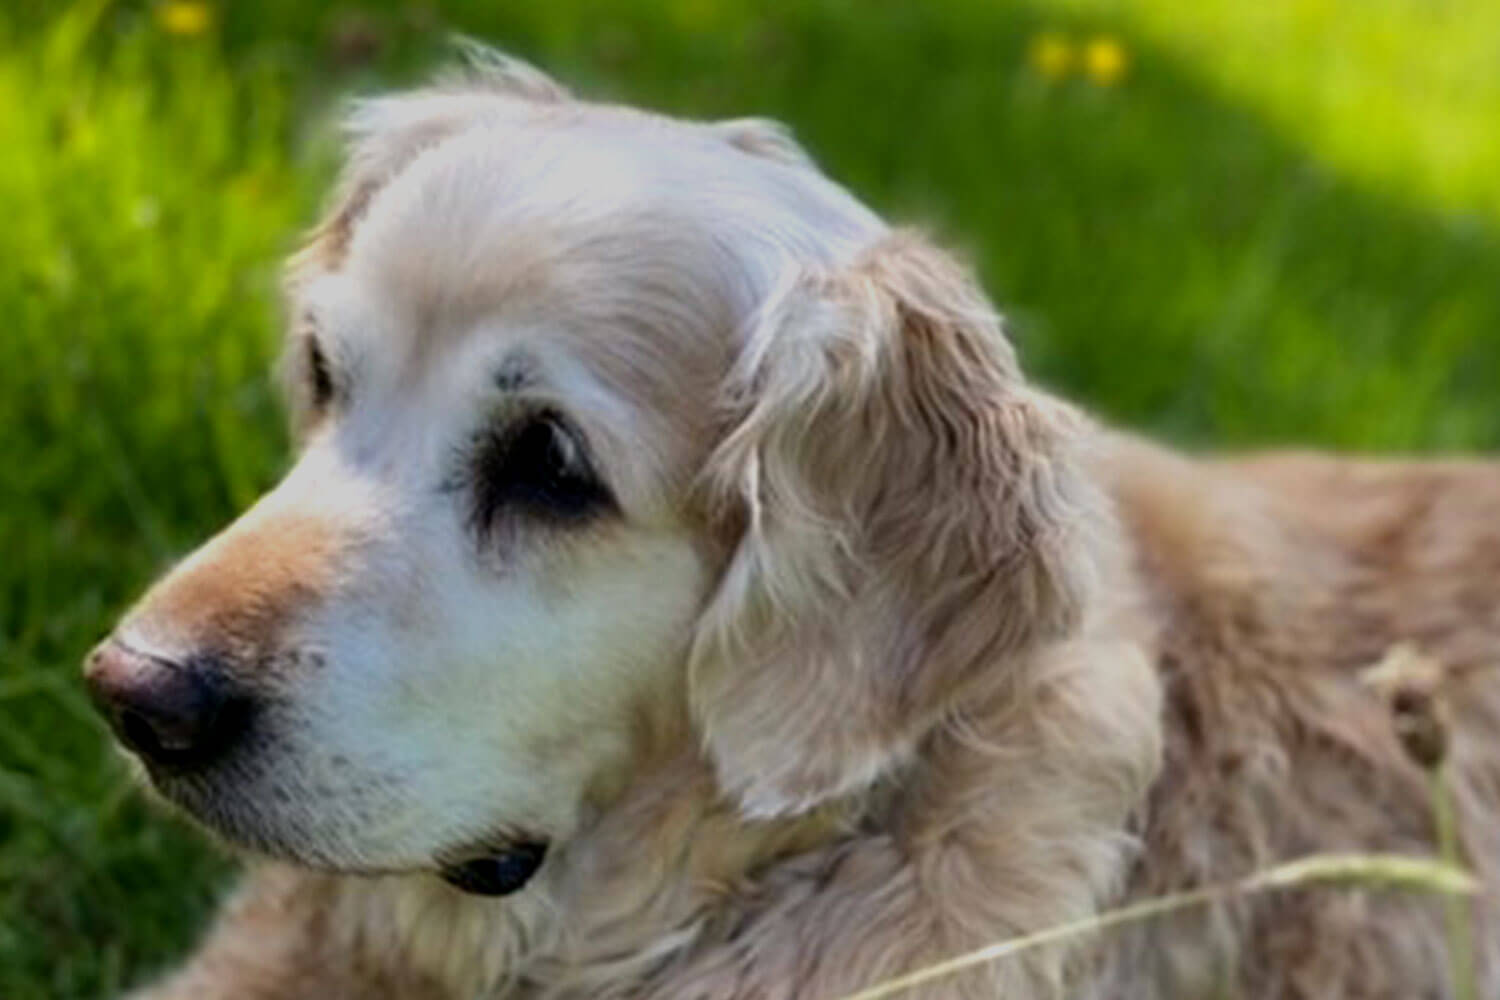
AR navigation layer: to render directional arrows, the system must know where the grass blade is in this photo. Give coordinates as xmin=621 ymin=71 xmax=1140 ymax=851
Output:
xmin=835 ymin=854 xmax=1478 ymax=1000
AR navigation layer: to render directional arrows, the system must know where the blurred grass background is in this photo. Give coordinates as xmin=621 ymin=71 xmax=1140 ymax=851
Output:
xmin=2 ymin=0 xmax=1497 ymax=995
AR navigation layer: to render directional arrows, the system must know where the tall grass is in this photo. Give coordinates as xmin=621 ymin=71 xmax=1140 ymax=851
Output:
xmin=1 ymin=4 xmax=310 ymax=994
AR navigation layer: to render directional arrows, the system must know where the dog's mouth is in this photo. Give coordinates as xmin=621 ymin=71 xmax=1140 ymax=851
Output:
xmin=439 ymin=841 xmax=549 ymax=896
xmin=139 ymin=753 xmax=553 ymax=894
xmin=172 ymin=783 xmax=552 ymax=894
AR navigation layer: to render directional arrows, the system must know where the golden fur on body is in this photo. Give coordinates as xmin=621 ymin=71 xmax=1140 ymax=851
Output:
xmin=96 ymin=52 xmax=1499 ymax=999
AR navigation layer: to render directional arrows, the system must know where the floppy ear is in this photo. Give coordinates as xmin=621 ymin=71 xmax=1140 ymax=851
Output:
xmin=689 ymin=231 xmax=1108 ymax=817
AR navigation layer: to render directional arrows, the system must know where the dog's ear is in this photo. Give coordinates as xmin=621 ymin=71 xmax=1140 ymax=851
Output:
xmin=690 ymin=231 xmax=1107 ymax=817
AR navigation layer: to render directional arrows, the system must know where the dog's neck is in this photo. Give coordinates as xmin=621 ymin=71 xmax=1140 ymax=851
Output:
xmin=323 ymin=739 xmax=862 ymax=998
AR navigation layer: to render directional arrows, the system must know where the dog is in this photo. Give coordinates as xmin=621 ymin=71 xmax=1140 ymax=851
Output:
xmin=85 ymin=49 xmax=1499 ymax=999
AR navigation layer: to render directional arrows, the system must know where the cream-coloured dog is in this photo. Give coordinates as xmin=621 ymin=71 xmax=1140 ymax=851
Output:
xmin=86 ymin=50 xmax=1499 ymax=999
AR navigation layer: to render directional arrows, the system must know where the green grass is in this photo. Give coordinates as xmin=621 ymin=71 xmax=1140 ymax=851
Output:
xmin=2 ymin=1 xmax=1497 ymax=996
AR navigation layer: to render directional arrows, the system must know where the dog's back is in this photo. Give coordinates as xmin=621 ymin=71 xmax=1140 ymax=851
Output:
xmin=1099 ymin=440 xmax=1500 ymax=997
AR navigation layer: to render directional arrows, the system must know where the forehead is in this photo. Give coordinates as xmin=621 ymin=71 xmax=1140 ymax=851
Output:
xmin=294 ymin=98 xmax=880 ymax=343
xmin=287 ymin=97 xmax=883 ymax=489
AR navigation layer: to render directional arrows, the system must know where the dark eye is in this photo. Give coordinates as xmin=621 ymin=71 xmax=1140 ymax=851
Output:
xmin=306 ymin=335 xmax=335 ymax=412
xmin=471 ymin=413 xmax=614 ymax=532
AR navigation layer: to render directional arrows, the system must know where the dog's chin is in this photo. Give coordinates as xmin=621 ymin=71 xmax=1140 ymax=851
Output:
xmin=141 ymin=768 xmax=400 ymax=871
xmin=143 ymin=769 xmax=551 ymax=895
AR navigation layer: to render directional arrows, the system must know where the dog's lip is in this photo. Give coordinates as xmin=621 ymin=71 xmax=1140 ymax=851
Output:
xmin=161 ymin=806 xmax=554 ymax=888
xmin=439 ymin=841 xmax=549 ymax=896
xmin=141 ymin=771 xmax=554 ymax=888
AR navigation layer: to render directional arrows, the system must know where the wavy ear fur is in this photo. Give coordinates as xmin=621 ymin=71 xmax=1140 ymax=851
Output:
xmin=690 ymin=231 xmax=1107 ymax=817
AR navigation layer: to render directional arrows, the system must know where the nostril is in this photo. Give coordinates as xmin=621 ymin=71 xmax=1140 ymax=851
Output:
xmin=118 ymin=709 xmax=167 ymax=757
xmin=86 ymin=639 xmax=248 ymax=771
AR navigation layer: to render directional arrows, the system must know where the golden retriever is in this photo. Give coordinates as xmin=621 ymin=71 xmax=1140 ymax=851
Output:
xmin=86 ymin=49 xmax=1499 ymax=999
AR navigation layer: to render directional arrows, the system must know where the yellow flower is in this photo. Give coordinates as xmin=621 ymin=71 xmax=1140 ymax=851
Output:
xmin=1028 ymin=32 xmax=1075 ymax=82
xmin=1084 ymin=36 xmax=1129 ymax=86
xmin=156 ymin=1 xmax=212 ymax=37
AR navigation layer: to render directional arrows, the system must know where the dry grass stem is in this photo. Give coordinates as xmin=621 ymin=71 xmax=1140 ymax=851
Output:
xmin=834 ymin=853 xmax=1478 ymax=1000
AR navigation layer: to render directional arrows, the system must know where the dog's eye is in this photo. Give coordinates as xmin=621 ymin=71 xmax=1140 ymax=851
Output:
xmin=471 ymin=413 xmax=614 ymax=531
xmin=306 ymin=335 xmax=335 ymax=412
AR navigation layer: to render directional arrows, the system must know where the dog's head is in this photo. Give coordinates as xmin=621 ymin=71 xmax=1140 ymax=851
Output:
xmin=85 ymin=51 xmax=1103 ymax=893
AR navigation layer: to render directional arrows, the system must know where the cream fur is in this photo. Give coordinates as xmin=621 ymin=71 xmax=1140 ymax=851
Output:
xmin=104 ymin=49 xmax=1498 ymax=1000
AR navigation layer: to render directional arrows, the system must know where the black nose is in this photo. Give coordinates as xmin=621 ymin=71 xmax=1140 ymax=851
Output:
xmin=85 ymin=640 xmax=246 ymax=770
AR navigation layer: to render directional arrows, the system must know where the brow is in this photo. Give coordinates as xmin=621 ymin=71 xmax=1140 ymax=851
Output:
xmin=492 ymin=353 xmax=537 ymax=393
